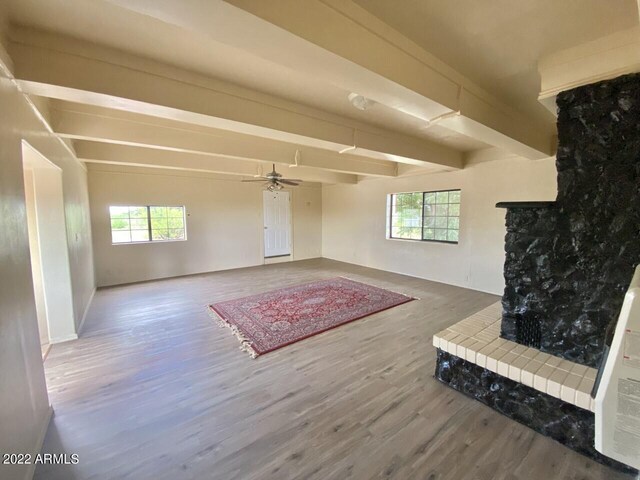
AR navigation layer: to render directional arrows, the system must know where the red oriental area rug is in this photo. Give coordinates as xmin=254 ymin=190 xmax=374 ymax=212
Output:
xmin=208 ymin=277 xmax=414 ymax=358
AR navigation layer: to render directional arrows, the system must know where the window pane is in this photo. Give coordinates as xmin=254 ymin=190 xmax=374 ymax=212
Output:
xmin=389 ymin=189 xmax=460 ymax=243
xmin=129 ymin=206 xmax=148 ymax=218
xmin=130 ymin=218 xmax=148 ymax=230
xmin=112 ymin=230 xmax=131 ymax=243
xmin=151 ymin=229 xmax=185 ymax=241
xmin=424 ymin=192 xmax=436 ymax=205
xmin=152 ymin=229 xmax=170 ymax=241
xmin=151 ymin=217 xmax=168 ymax=230
xmin=395 ymin=193 xmax=409 ymax=205
xmin=389 ymin=191 xmax=423 ymax=239
xmin=150 ymin=206 xmax=167 ymax=218
xmin=167 ymin=216 xmax=184 ymax=229
xmin=109 ymin=206 xmax=129 ymax=219
xmin=406 ymin=227 xmax=421 ymax=240
xmin=423 ymin=204 xmax=435 ymax=217
xmin=110 ymin=205 xmax=185 ymax=244
xmin=167 ymin=207 xmax=184 ymax=217
xmin=436 ymin=191 xmax=449 ymax=203
xmin=423 ymin=216 xmax=435 ymax=228
xmin=435 ymin=204 xmax=448 ymax=216
xmin=391 ymin=226 xmax=421 ymax=240
xmin=423 ymin=228 xmax=435 ymax=240
xmin=131 ymin=230 xmax=150 ymax=242
xmin=167 ymin=229 xmax=185 ymax=240
xmin=111 ymin=218 xmax=130 ymax=230
xmin=435 ymin=217 xmax=448 ymax=229
xmin=434 ymin=229 xmax=448 ymax=241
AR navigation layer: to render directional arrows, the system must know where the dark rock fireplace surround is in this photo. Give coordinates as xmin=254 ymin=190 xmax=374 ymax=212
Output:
xmin=435 ymin=72 xmax=640 ymax=473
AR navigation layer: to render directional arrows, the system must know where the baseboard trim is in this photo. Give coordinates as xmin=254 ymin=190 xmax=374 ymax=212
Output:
xmin=77 ymin=286 xmax=96 ymax=336
xmin=24 ymin=406 xmax=53 ymax=480
xmin=264 ymin=255 xmax=292 ymax=265
xmin=97 ymin=261 xmax=265 ymax=288
xmin=321 ymin=255 xmax=501 ymax=296
xmin=41 ymin=344 xmax=52 ymax=361
xmin=49 ymin=333 xmax=78 ymax=344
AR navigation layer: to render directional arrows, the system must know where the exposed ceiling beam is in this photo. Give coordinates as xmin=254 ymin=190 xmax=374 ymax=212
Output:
xmin=219 ymin=0 xmax=555 ymax=159
xmin=538 ymin=26 xmax=640 ymax=114
xmin=51 ymin=105 xmax=398 ymax=178
xmin=75 ymin=141 xmax=357 ymax=184
xmin=102 ymin=0 xmax=454 ymax=121
xmin=8 ymin=27 xmax=463 ymax=170
xmin=100 ymin=0 xmax=553 ymax=160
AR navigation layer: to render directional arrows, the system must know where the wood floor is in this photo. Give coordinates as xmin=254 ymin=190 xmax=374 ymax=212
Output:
xmin=35 ymin=259 xmax=630 ymax=480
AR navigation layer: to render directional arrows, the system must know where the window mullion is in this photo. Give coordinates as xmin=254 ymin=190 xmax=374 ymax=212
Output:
xmin=147 ymin=206 xmax=152 ymax=242
xmin=128 ymin=207 xmax=133 ymax=243
xmin=389 ymin=194 xmax=393 ymax=238
xmin=421 ymin=192 xmax=426 ymax=240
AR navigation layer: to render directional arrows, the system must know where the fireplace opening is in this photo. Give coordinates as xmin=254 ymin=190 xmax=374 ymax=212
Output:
xmin=515 ymin=313 xmax=541 ymax=348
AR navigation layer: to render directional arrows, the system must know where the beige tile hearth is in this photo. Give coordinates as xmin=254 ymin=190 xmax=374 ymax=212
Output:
xmin=433 ymin=302 xmax=598 ymax=411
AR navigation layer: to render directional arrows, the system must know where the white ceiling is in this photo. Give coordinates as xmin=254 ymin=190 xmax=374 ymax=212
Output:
xmin=0 ymin=0 xmax=639 ymax=180
xmin=353 ymin=0 xmax=639 ymax=126
xmin=6 ymin=0 xmax=488 ymax=151
xmin=9 ymin=0 xmax=638 ymax=153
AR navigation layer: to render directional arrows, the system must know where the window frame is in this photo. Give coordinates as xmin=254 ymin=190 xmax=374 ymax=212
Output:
xmin=109 ymin=204 xmax=188 ymax=245
xmin=387 ymin=189 xmax=461 ymax=245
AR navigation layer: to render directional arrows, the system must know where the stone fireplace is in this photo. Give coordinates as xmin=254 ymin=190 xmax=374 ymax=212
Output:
xmin=434 ymin=72 xmax=640 ymax=474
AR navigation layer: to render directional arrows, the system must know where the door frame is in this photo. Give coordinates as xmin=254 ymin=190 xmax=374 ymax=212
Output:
xmin=261 ymin=189 xmax=294 ymax=263
xmin=21 ymin=141 xmax=77 ymax=345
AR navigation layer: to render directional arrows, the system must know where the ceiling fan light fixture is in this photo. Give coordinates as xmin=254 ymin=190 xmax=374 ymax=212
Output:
xmin=242 ymin=163 xmax=301 ymax=190
xmin=348 ymin=92 xmax=375 ymax=111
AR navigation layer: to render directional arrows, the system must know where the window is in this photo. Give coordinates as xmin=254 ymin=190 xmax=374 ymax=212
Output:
xmin=109 ymin=205 xmax=186 ymax=244
xmin=388 ymin=189 xmax=460 ymax=243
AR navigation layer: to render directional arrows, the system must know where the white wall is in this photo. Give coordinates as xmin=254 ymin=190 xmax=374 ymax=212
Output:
xmin=23 ymin=169 xmax=49 ymax=348
xmin=0 ymin=43 xmax=95 ymax=480
xmin=322 ymin=153 xmax=558 ymax=295
xmin=88 ymin=164 xmax=322 ymax=286
xmin=24 ymin=149 xmax=78 ymax=344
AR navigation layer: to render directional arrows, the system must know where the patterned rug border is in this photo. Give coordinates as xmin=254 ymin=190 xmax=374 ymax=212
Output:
xmin=207 ymin=277 xmax=416 ymax=359
xmin=207 ymin=307 xmax=259 ymax=358
xmin=337 ymin=276 xmax=421 ymax=301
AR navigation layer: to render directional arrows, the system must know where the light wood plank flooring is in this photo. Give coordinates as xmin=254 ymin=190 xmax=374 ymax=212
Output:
xmin=35 ymin=259 xmax=630 ymax=479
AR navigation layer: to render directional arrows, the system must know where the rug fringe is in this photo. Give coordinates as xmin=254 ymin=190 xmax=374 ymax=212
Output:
xmin=337 ymin=276 xmax=420 ymax=300
xmin=207 ymin=306 xmax=258 ymax=358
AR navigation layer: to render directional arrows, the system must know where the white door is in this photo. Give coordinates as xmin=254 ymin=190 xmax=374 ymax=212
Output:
xmin=263 ymin=190 xmax=291 ymax=257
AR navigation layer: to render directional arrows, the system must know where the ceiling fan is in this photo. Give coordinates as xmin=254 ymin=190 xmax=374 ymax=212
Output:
xmin=242 ymin=164 xmax=302 ymax=191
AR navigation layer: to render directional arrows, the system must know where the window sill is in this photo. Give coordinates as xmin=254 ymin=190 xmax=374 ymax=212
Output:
xmin=111 ymin=239 xmax=188 ymax=246
xmin=385 ymin=237 xmax=458 ymax=245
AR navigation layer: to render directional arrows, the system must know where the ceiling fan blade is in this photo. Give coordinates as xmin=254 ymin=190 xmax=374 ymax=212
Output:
xmin=278 ymin=180 xmax=300 ymax=186
xmin=241 ymin=179 xmax=269 ymax=182
xmin=282 ymin=179 xmax=303 ymax=182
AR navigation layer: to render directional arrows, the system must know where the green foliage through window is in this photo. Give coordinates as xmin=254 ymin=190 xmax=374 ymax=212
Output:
xmin=389 ymin=190 xmax=460 ymax=243
xmin=109 ymin=205 xmax=186 ymax=244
